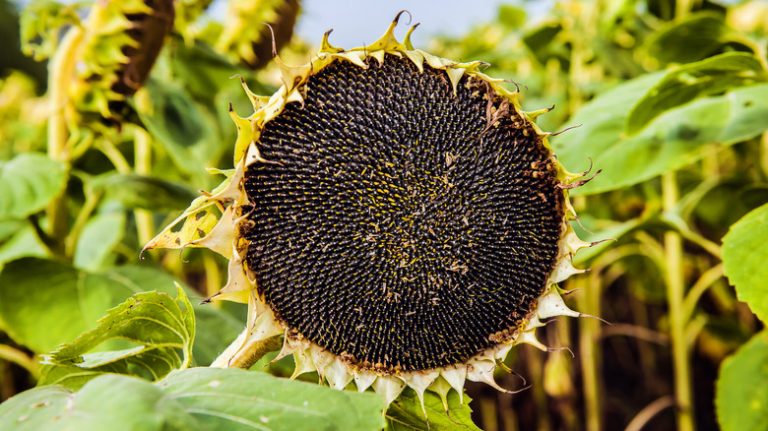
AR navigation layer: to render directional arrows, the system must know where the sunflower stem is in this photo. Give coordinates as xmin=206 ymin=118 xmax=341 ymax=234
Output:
xmin=133 ymin=127 xmax=155 ymax=246
xmin=662 ymin=172 xmax=694 ymax=431
xmin=46 ymin=27 xmax=84 ymax=257
xmin=211 ymin=328 xmax=282 ymax=369
xmin=577 ymin=273 xmax=602 ymax=431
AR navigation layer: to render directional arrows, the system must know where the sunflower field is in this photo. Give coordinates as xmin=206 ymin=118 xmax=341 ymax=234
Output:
xmin=1 ymin=1 xmax=767 ymax=430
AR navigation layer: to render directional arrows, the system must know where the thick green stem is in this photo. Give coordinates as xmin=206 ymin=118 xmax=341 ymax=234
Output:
xmin=662 ymin=172 xmax=694 ymax=431
xmin=46 ymin=27 xmax=84 ymax=257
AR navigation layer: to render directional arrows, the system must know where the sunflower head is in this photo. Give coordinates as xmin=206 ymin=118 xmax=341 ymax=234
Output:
xmin=146 ymin=12 xmax=592 ymax=411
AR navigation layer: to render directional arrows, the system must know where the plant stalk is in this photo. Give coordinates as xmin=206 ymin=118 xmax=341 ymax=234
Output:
xmin=46 ymin=27 xmax=84 ymax=257
xmin=662 ymin=172 xmax=694 ymax=431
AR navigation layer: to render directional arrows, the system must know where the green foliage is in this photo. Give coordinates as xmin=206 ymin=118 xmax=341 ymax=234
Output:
xmin=0 ymin=258 xmax=178 ymax=353
xmin=386 ymin=389 xmax=480 ymax=431
xmin=40 ymin=288 xmax=194 ymax=389
xmin=0 ymin=153 xmax=66 ymax=220
xmin=90 ymin=173 xmax=198 ymax=211
xmin=2 ymin=1 xmax=768 ymax=430
xmin=556 ymin=56 xmax=768 ymax=194
xmin=0 ymin=369 xmax=385 ymax=431
xmin=723 ymin=203 xmax=768 ymax=322
xmin=716 ymin=330 xmax=768 ymax=431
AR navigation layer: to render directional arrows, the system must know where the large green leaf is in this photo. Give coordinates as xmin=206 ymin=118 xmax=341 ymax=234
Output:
xmin=723 ymin=203 xmax=768 ymax=322
xmin=0 ymin=369 xmax=385 ymax=431
xmin=553 ymin=72 xmax=664 ymax=173
xmin=90 ymin=173 xmax=197 ymax=211
xmin=0 ymin=258 xmax=178 ymax=353
xmin=159 ymin=368 xmax=386 ymax=431
xmin=386 ymin=389 xmax=480 ymax=431
xmin=0 ymin=152 xmax=66 ymax=220
xmin=627 ymin=52 xmax=766 ymax=133
xmin=0 ymin=257 xmax=243 ymax=371
xmin=0 ymin=374 xmax=194 ymax=431
xmin=716 ymin=330 xmax=768 ymax=431
xmin=40 ymin=288 xmax=195 ymax=388
xmin=557 ymin=83 xmax=768 ymax=195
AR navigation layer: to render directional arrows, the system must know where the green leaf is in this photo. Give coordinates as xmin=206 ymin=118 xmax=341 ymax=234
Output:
xmin=723 ymin=203 xmax=768 ymax=322
xmin=90 ymin=173 xmax=197 ymax=211
xmin=40 ymin=288 xmax=195 ymax=388
xmin=716 ymin=330 xmax=768 ymax=431
xmin=627 ymin=52 xmax=766 ymax=133
xmin=386 ymin=389 xmax=480 ymax=431
xmin=159 ymin=367 xmax=386 ymax=431
xmin=645 ymin=12 xmax=734 ymax=65
xmin=554 ymin=71 xmax=665 ymax=173
xmin=0 ymin=221 xmax=49 ymax=265
xmin=0 ymin=152 xmax=66 ymax=220
xmin=74 ymin=212 xmax=125 ymax=271
xmin=557 ymin=83 xmax=768 ymax=195
xmin=0 ymin=258 xmax=178 ymax=353
xmin=0 ymin=374 xmax=195 ymax=431
xmin=134 ymin=79 xmax=224 ymax=178
xmin=1 ymin=369 xmax=386 ymax=431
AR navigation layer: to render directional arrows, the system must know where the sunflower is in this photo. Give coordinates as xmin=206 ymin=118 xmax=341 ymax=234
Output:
xmin=145 ymin=12 xmax=592 ymax=411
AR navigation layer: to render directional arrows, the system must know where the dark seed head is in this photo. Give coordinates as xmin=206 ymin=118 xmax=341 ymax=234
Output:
xmin=243 ymin=55 xmax=564 ymax=373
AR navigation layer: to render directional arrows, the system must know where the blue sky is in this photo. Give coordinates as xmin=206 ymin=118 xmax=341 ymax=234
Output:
xmin=207 ymin=0 xmax=549 ymax=47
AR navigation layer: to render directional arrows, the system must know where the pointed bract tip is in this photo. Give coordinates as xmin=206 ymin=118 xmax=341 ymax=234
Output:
xmin=393 ymin=10 xmax=413 ymax=25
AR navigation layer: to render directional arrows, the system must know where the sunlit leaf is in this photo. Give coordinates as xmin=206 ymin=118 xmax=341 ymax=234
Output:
xmin=557 ymin=83 xmax=768 ymax=195
xmin=0 ymin=153 xmax=66 ymax=220
xmin=723 ymin=203 xmax=768 ymax=323
xmin=386 ymin=389 xmax=480 ymax=431
xmin=627 ymin=52 xmax=766 ymax=133
xmin=716 ymin=330 xmax=768 ymax=431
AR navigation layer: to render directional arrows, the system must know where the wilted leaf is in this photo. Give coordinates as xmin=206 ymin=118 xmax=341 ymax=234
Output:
xmin=40 ymin=288 xmax=195 ymax=388
xmin=716 ymin=330 xmax=768 ymax=431
xmin=386 ymin=389 xmax=480 ymax=431
xmin=0 ymin=153 xmax=66 ymax=220
xmin=723 ymin=203 xmax=768 ymax=322
xmin=627 ymin=52 xmax=766 ymax=133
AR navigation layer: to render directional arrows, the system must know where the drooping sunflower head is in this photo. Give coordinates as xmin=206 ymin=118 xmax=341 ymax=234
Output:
xmin=147 ymin=12 xmax=592 ymax=409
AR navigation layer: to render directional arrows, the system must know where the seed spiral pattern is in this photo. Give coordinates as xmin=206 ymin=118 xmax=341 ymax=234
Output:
xmin=243 ymin=55 xmax=564 ymax=372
